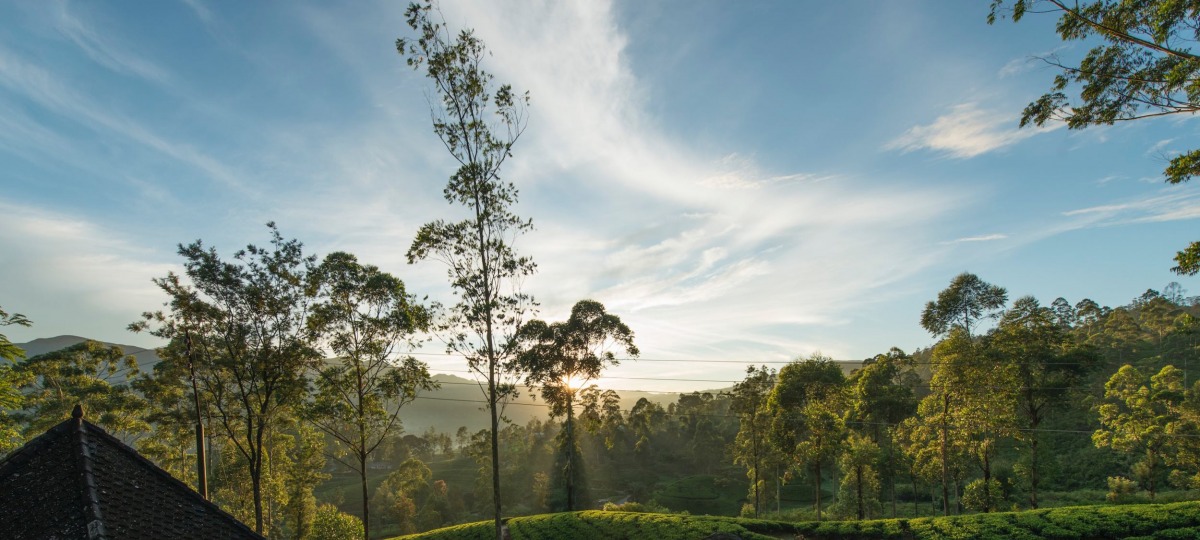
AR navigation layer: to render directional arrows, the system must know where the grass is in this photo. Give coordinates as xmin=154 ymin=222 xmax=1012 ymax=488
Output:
xmin=389 ymin=500 xmax=1200 ymax=540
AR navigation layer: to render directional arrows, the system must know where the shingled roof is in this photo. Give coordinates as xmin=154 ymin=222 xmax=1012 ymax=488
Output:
xmin=0 ymin=405 xmax=264 ymax=539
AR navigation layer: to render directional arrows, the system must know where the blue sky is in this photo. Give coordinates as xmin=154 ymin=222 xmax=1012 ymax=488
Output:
xmin=2 ymin=1 xmax=1198 ymax=392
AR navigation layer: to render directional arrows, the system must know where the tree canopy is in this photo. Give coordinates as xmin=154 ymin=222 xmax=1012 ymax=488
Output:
xmin=989 ymin=0 xmax=1200 ymax=274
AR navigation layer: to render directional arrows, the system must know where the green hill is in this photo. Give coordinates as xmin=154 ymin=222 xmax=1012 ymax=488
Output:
xmin=389 ymin=501 xmax=1200 ymax=540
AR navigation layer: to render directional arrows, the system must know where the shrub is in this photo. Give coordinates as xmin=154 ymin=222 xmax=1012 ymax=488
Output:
xmin=1107 ymin=476 xmax=1139 ymax=503
xmin=310 ymin=503 xmax=364 ymax=540
xmin=601 ymin=500 xmax=671 ymax=513
xmin=962 ymin=479 xmax=1005 ymax=513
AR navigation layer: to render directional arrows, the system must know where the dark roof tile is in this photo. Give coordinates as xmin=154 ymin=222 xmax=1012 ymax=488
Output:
xmin=0 ymin=411 xmax=263 ymax=540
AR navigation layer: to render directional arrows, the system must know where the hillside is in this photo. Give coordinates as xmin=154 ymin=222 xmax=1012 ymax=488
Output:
xmin=10 ymin=336 xmax=680 ymax=434
xmin=405 ymin=374 xmax=679 ymax=434
xmin=391 ymin=501 xmax=1200 ymax=540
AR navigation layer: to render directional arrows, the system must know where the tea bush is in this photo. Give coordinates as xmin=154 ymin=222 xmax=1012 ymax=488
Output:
xmin=392 ymin=500 xmax=1200 ymax=540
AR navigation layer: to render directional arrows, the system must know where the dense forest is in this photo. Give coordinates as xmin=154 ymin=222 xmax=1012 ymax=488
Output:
xmin=4 ymin=272 xmax=1200 ymax=539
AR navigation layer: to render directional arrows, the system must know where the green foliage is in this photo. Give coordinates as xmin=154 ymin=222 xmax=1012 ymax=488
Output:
xmin=728 ymin=365 xmax=781 ymax=519
xmin=516 ymin=300 xmax=639 ymax=418
xmin=1094 ymin=364 xmax=1186 ymax=498
xmin=393 ymin=501 xmax=1200 ymax=540
xmin=389 ymin=511 xmax=785 ymax=540
xmin=988 ymin=0 xmax=1200 ymax=271
xmin=962 ymin=478 xmax=1006 ymax=513
xmin=1172 ymin=241 xmax=1200 ymax=276
xmin=281 ymin=424 xmax=329 ymax=539
xmin=375 ymin=457 xmax=435 ymax=535
xmin=991 ymin=295 xmax=1099 ymax=507
xmin=0 ymin=304 xmax=31 ymax=363
xmin=311 ymin=503 xmax=364 ymax=540
xmin=0 ymin=305 xmax=30 ymax=454
xmin=602 ymin=500 xmax=670 ymax=513
xmin=833 ymin=433 xmax=883 ymax=520
xmin=133 ymin=223 xmax=319 ymax=534
xmin=397 ymin=2 xmax=536 ymax=534
xmin=768 ymin=353 xmax=848 ymax=519
xmin=515 ymin=300 xmax=638 ymax=511
xmin=920 ymin=273 xmax=1008 ymax=337
xmin=16 ymin=340 xmax=147 ymax=440
xmin=1107 ymin=476 xmax=1139 ymax=502
xmin=305 ymin=250 xmax=435 ymax=539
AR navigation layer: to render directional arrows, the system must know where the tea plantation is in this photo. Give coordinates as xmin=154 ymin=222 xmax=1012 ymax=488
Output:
xmin=390 ymin=501 xmax=1200 ymax=540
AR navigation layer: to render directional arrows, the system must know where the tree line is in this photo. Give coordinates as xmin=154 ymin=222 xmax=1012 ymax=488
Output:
xmin=726 ymin=273 xmax=1200 ymax=522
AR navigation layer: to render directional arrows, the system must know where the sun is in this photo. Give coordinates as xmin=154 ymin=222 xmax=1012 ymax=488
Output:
xmin=563 ymin=374 xmax=588 ymax=390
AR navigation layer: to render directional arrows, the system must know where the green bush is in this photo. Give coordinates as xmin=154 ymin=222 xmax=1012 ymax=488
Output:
xmin=962 ymin=479 xmax=1005 ymax=513
xmin=1108 ymin=476 xmax=1139 ymax=503
xmin=602 ymin=500 xmax=671 ymax=513
xmin=391 ymin=501 xmax=1200 ymax=540
xmin=310 ymin=503 xmax=364 ymax=540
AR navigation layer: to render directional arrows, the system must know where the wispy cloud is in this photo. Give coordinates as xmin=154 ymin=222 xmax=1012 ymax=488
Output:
xmin=0 ymin=46 xmax=249 ymax=193
xmin=998 ymin=57 xmax=1038 ymax=78
xmin=406 ymin=0 xmax=969 ymax=362
xmin=53 ymin=1 xmax=172 ymax=84
xmin=997 ymin=46 xmax=1069 ymax=78
xmin=701 ymin=153 xmax=836 ymax=190
xmin=887 ymin=103 xmax=1061 ymax=159
xmin=1145 ymin=138 xmax=1179 ymax=157
xmin=1062 ymin=189 xmax=1200 ymax=227
xmin=941 ymin=233 xmax=1007 ymax=245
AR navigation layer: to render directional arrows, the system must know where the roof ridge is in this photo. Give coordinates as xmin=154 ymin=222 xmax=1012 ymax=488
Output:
xmin=77 ymin=418 xmax=264 ymax=539
xmin=73 ymin=405 xmax=108 ymax=540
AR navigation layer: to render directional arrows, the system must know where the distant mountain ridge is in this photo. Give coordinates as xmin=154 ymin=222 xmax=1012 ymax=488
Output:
xmin=10 ymin=336 xmax=681 ymax=434
xmin=12 ymin=335 xmax=162 ymax=376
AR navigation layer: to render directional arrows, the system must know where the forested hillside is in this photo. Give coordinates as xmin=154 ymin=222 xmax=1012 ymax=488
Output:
xmin=4 ymin=275 xmax=1200 ymax=538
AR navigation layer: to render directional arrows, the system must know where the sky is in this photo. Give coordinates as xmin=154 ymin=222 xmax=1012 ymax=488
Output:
xmin=2 ymin=1 xmax=1198 ymax=393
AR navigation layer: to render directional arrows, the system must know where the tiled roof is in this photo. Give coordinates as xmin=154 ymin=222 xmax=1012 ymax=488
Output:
xmin=0 ymin=405 xmax=264 ymax=539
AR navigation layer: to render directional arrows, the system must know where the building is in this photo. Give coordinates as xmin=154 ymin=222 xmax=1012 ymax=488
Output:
xmin=0 ymin=405 xmax=263 ymax=539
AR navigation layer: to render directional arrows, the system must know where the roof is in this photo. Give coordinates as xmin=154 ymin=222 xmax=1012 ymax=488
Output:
xmin=0 ymin=405 xmax=264 ymax=539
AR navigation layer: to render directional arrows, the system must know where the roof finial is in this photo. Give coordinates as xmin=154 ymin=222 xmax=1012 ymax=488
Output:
xmin=72 ymin=403 xmax=84 ymax=420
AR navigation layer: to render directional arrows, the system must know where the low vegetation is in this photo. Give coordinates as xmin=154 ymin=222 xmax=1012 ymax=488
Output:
xmin=393 ymin=501 xmax=1200 ymax=540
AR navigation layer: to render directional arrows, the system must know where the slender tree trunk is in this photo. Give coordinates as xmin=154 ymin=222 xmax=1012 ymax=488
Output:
xmin=752 ymin=423 xmax=761 ymax=518
xmin=910 ymin=467 xmax=920 ymax=516
xmin=184 ymin=331 xmax=208 ymax=500
xmin=1030 ymin=426 xmax=1039 ymax=509
xmin=776 ymin=465 xmax=781 ymax=514
xmin=982 ymin=449 xmax=992 ymax=512
xmin=856 ymin=465 xmax=864 ymax=520
xmin=887 ymin=429 xmax=896 ymax=518
xmin=360 ymin=453 xmax=370 ymax=540
xmin=195 ymin=422 xmax=207 ymax=499
xmin=565 ymin=396 xmax=575 ymax=511
xmin=940 ymin=394 xmax=950 ymax=516
xmin=489 ymin=368 xmax=502 ymax=540
xmin=814 ymin=461 xmax=823 ymax=521
xmin=251 ymin=416 xmax=266 ymax=535
xmin=252 ymin=467 xmax=264 ymax=534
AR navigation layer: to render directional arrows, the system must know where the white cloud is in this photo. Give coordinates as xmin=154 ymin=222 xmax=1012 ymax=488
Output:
xmin=1061 ymin=189 xmax=1200 ymax=227
xmin=941 ymin=234 xmax=1007 ymax=244
xmin=395 ymin=0 xmax=968 ymax=362
xmin=998 ymin=57 xmax=1036 ymax=78
xmin=0 ymin=201 xmax=176 ymax=346
xmin=1145 ymin=138 xmax=1179 ymax=157
xmin=887 ymin=103 xmax=1060 ymax=159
